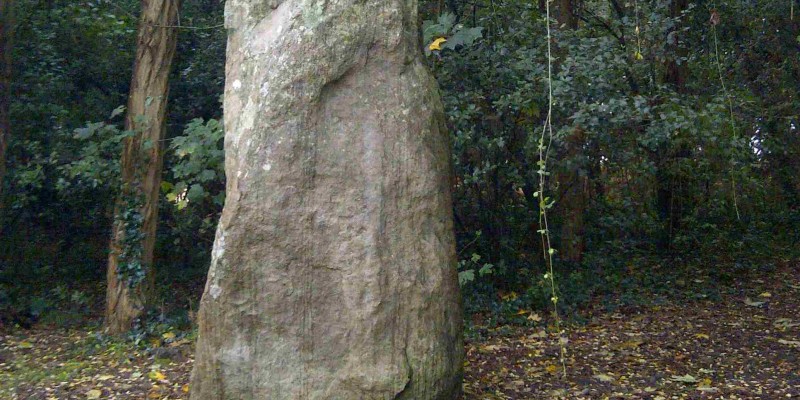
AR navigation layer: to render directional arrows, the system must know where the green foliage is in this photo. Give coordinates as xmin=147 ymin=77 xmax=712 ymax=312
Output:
xmin=165 ymin=118 xmax=224 ymax=211
xmin=424 ymin=12 xmax=484 ymax=54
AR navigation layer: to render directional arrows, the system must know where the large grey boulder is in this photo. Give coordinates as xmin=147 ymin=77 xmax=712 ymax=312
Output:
xmin=189 ymin=1 xmax=464 ymax=399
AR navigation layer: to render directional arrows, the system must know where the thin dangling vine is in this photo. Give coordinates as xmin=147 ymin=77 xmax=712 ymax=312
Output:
xmin=710 ymin=7 xmax=741 ymax=220
xmin=633 ymin=0 xmax=644 ymax=60
xmin=536 ymin=0 xmax=567 ymax=380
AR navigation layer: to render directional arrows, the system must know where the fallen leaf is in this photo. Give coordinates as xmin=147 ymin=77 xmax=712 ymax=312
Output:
xmin=148 ymin=370 xmax=166 ymax=381
xmin=18 ymin=341 xmax=33 ymax=349
xmin=759 ymin=292 xmax=772 ymax=297
xmin=744 ymin=297 xmax=766 ymax=307
xmin=168 ymin=338 xmax=191 ymax=347
xmin=527 ymin=313 xmax=542 ymax=322
xmin=162 ymin=331 xmax=176 ymax=340
xmin=773 ymin=318 xmax=800 ymax=330
xmin=778 ymin=339 xmax=800 ymax=347
xmin=694 ymin=333 xmax=710 ymax=340
xmin=593 ymin=373 xmax=615 ymax=382
xmin=618 ymin=340 xmax=644 ymax=349
xmin=671 ymin=374 xmax=698 ymax=383
xmin=86 ymin=389 xmax=102 ymax=399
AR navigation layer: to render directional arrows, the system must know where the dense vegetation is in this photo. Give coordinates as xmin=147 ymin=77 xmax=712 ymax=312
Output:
xmin=0 ymin=0 xmax=798 ymax=332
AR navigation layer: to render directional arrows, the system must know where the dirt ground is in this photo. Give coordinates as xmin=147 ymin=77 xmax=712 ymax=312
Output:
xmin=2 ymin=264 xmax=798 ymax=399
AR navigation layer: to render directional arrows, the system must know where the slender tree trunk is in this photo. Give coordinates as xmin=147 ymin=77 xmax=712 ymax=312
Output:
xmin=553 ymin=4 xmax=584 ymax=263
xmin=190 ymin=1 xmax=463 ymax=398
xmin=0 ymin=0 xmax=13 ymax=222
xmin=655 ymin=0 xmax=689 ymax=250
xmin=105 ymin=0 xmax=180 ymax=335
xmin=558 ymin=127 xmax=588 ymax=264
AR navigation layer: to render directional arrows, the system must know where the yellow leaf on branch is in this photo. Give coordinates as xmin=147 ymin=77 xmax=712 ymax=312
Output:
xmin=429 ymin=37 xmax=447 ymax=51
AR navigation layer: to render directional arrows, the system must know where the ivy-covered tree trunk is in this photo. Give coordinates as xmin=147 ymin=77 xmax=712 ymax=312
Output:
xmin=0 ymin=0 xmax=12 ymax=219
xmin=105 ymin=0 xmax=180 ymax=335
xmin=190 ymin=1 xmax=463 ymax=399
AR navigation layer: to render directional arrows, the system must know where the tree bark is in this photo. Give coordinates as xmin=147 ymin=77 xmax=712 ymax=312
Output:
xmin=190 ymin=1 xmax=463 ymax=399
xmin=0 ymin=0 xmax=13 ymax=221
xmin=105 ymin=0 xmax=180 ymax=335
xmin=557 ymin=0 xmax=578 ymax=29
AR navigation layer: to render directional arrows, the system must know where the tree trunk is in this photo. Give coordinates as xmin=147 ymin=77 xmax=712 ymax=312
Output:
xmin=664 ymin=0 xmax=688 ymax=91
xmin=557 ymin=0 xmax=578 ymax=29
xmin=0 ymin=0 xmax=13 ymax=221
xmin=190 ymin=1 xmax=463 ymax=399
xmin=554 ymin=4 xmax=583 ymax=263
xmin=655 ymin=0 xmax=689 ymax=250
xmin=105 ymin=0 xmax=180 ymax=335
xmin=557 ymin=128 xmax=588 ymax=264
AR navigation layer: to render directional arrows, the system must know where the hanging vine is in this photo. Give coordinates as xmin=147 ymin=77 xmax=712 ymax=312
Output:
xmin=710 ymin=7 xmax=741 ymax=220
xmin=536 ymin=0 xmax=567 ymax=380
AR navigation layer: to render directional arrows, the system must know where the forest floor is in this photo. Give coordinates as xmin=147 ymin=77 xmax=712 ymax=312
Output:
xmin=1 ymin=263 xmax=798 ymax=400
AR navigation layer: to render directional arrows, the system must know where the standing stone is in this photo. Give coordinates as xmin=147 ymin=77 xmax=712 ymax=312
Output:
xmin=189 ymin=1 xmax=463 ymax=399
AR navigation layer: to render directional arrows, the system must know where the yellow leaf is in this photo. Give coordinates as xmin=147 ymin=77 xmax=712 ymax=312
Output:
xmin=18 ymin=341 xmax=33 ymax=349
xmin=759 ymin=292 xmax=772 ymax=297
xmin=516 ymin=309 xmax=528 ymax=315
xmin=694 ymin=333 xmax=710 ymax=340
xmin=162 ymin=331 xmax=176 ymax=340
xmin=148 ymin=370 xmax=166 ymax=381
xmin=429 ymin=37 xmax=447 ymax=51
xmin=97 ymin=375 xmax=114 ymax=381
xmin=527 ymin=313 xmax=542 ymax=322
xmin=545 ymin=364 xmax=559 ymax=374
xmin=619 ymin=340 xmax=644 ymax=349
xmin=634 ymin=51 xmax=644 ymax=61
xmin=501 ymin=291 xmax=518 ymax=301
xmin=182 ymin=384 xmax=190 ymax=393
xmin=86 ymin=389 xmax=102 ymax=399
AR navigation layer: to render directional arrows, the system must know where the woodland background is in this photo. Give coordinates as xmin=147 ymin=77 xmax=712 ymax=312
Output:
xmin=0 ymin=0 xmax=798 ymax=333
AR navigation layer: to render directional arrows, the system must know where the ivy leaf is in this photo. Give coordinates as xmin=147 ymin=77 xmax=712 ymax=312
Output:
xmin=198 ymin=169 xmax=217 ymax=182
xmin=444 ymin=27 xmax=483 ymax=50
xmin=186 ymin=184 xmax=205 ymax=202
xmin=458 ymin=270 xmax=475 ymax=286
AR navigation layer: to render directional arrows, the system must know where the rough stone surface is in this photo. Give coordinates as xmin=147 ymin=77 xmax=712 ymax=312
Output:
xmin=189 ymin=1 xmax=463 ymax=399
